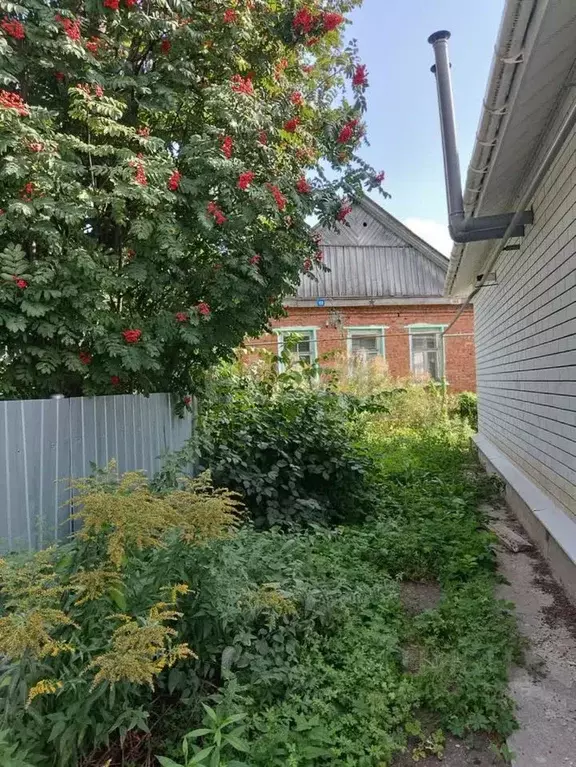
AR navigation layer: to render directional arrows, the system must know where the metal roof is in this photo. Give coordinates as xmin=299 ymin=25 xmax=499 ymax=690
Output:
xmin=292 ymin=196 xmax=448 ymax=302
xmin=446 ymin=0 xmax=576 ymax=295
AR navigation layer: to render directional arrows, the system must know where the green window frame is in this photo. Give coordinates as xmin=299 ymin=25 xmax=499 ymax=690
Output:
xmin=346 ymin=326 xmax=387 ymax=364
xmin=407 ymin=324 xmax=447 ymax=381
xmin=276 ymin=327 xmax=318 ymax=369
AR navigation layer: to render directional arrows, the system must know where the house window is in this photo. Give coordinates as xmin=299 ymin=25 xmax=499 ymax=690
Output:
xmin=408 ymin=325 xmax=446 ymax=381
xmin=347 ymin=327 xmax=386 ymax=364
xmin=277 ymin=328 xmax=318 ymax=367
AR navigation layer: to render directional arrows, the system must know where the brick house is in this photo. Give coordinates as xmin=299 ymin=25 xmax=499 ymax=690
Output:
xmin=253 ymin=196 xmax=475 ymax=391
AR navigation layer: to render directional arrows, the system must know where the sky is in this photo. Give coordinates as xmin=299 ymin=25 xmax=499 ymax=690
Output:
xmin=347 ymin=0 xmax=505 ymax=255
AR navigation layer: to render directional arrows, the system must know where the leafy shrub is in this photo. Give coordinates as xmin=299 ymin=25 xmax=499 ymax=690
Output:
xmin=0 ymin=730 xmax=36 ymax=767
xmin=412 ymin=579 xmax=518 ymax=738
xmin=158 ymin=521 xmax=418 ymax=766
xmin=455 ymin=392 xmax=479 ymax=431
xmin=0 ymin=466 xmax=242 ymax=766
xmin=158 ymin=427 xmax=517 ymax=765
xmin=325 ymin=352 xmax=393 ymax=398
xmin=199 ymin=359 xmax=378 ymax=529
xmin=0 ymin=378 xmax=516 ymax=766
xmin=359 ymin=437 xmax=495 ymax=583
xmin=329 ymin=358 xmax=461 ymax=436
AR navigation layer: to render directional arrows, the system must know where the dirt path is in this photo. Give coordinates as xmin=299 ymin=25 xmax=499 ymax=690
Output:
xmin=491 ymin=505 xmax=576 ymax=767
xmin=393 ymin=500 xmax=576 ymax=767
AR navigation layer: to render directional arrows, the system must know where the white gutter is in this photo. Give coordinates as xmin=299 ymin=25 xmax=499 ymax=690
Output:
xmin=462 ymin=0 xmax=538 ymax=212
xmin=442 ymin=92 xmax=576 ymax=335
xmin=445 ymin=0 xmax=543 ymax=294
xmin=284 ymin=297 xmax=465 ymax=308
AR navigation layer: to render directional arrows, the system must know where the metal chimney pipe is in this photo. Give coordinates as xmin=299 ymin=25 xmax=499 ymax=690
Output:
xmin=428 ymin=31 xmax=533 ymax=244
xmin=428 ymin=31 xmax=465 ymax=223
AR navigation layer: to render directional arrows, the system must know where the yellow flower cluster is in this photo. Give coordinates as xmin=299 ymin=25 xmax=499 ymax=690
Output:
xmin=71 ymin=468 xmax=242 ymax=567
xmin=169 ymin=475 xmax=242 ymax=545
xmin=0 ymin=550 xmax=75 ymax=661
xmin=0 ymin=609 xmax=76 ymax=660
xmin=71 ymin=471 xmax=183 ymax=568
xmin=0 ymin=466 xmax=239 ymax=700
xmin=88 ymin=589 xmax=196 ymax=689
xmin=69 ymin=568 xmax=123 ymax=605
xmin=26 ymin=678 xmax=63 ymax=706
xmin=247 ymin=584 xmax=297 ymax=616
xmin=0 ymin=548 xmax=64 ymax=609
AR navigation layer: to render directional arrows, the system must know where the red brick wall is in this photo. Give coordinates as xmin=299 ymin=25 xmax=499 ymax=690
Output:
xmin=250 ymin=304 xmax=476 ymax=392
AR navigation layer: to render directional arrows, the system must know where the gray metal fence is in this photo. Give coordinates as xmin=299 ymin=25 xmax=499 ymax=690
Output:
xmin=0 ymin=393 xmax=195 ymax=553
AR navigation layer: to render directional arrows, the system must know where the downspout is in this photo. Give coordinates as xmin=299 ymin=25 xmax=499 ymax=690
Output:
xmin=441 ymin=95 xmax=576 ymax=334
xmin=428 ymin=31 xmax=533 ymax=243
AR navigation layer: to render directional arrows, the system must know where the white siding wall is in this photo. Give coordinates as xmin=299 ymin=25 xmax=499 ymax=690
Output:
xmin=474 ymin=105 xmax=576 ymax=517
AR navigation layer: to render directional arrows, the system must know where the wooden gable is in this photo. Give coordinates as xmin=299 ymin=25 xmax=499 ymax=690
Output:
xmin=293 ymin=196 xmax=450 ymax=301
xmin=320 ymin=204 xmax=407 ymax=247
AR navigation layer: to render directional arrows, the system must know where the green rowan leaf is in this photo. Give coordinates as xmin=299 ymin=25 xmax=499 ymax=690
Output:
xmin=4 ymin=315 xmax=27 ymax=332
xmin=130 ymin=219 xmax=154 ymax=240
xmin=36 ymin=322 xmax=57 ymax=338
xmin=37 ymin=360 xmax=57 ymax=374
xmin=7 ymin=201 xmax=33 ymax=217
xmin=20 ymin=301 xmax=49 ymax=317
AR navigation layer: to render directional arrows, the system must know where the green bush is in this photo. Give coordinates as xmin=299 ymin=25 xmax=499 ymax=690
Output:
xmin=160 ymin=524 xmax=418 ymax=766
xmin=455 ymin=392 xmax=478 ymax=431
xmin=412 ymin=579 xmax=518 ymax=737
xmin=198 ymin=359 xmax=379 ymax=529
xmin=160 ymin=428 xmax=518 ymax=765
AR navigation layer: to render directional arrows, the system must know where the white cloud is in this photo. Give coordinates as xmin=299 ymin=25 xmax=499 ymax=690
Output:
xmin=402 ymin=218 xmax=453 ymax=257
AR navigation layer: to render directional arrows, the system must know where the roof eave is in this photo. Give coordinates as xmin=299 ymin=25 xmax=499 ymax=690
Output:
xmin=445 ymin=0 xmax=542 ymax=295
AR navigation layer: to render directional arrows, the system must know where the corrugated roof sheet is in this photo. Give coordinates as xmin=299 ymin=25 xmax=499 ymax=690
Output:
xmin=294 ymin=197 xmax=448 ymax=300
xmin=298 ymin=245 xmax=447 ymax=298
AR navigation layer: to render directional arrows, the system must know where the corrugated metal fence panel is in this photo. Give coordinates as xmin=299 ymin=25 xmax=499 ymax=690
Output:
xmin=0 ymin=393 xmax=194 ymax=552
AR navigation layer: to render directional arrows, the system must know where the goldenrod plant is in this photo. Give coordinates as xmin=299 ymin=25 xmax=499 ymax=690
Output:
xmin=71 ymin=463 xmax=242 ymax=567
xmin=88 ymin=595 xmax=196 ymax=689
xmin=0 ymin=465 xmax=243 ymax=766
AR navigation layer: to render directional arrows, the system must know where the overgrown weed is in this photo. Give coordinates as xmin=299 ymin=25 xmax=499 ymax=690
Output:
xmin=0 ymin=356 xmax=515 ymax=766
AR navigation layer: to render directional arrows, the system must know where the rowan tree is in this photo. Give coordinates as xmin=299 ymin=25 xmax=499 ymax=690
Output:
xmin=0 ymin=0 xmax=386 ymax=400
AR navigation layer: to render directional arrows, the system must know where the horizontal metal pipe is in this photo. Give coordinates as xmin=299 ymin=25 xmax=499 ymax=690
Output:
xmin=442 ymin=90 xmax=576 ymax=335
xmin=450 ymin=211 xmax=532 ymax=243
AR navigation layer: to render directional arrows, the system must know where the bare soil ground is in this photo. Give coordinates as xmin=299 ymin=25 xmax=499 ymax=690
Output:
xmin=399 ymin=580 xmax=442 ymax=616
xmin=392 ymin=733 xmax=505 ymax=766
